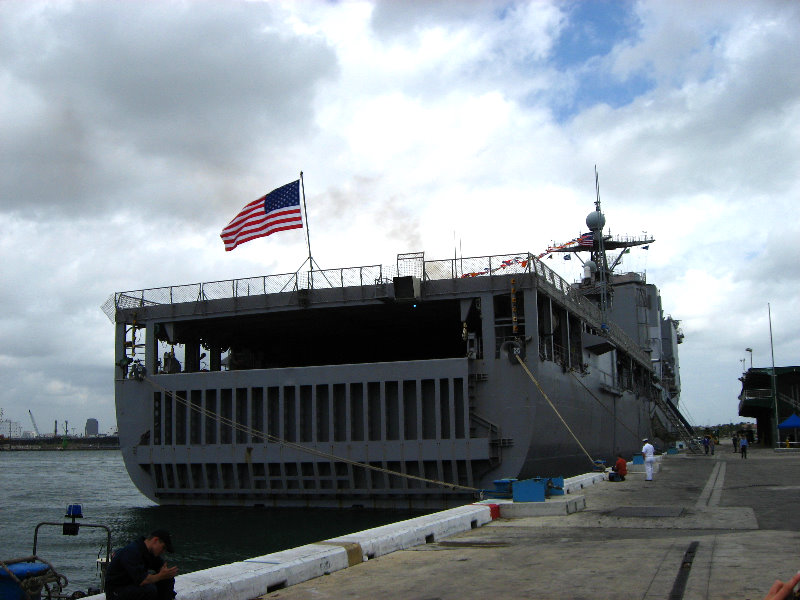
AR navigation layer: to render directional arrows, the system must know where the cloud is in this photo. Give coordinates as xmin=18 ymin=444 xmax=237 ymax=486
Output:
xmin=0 ymin=2 xmax=338 ymax=219
xmin=1 ymin=0 xmax=799 ymax=434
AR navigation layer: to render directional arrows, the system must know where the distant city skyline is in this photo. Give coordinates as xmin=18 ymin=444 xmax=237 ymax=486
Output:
xmin=0 ymin=416 xmax=114 ymax=438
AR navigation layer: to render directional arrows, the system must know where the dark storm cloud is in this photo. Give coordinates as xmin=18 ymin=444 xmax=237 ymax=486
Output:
xmin=0 ymin=2 xmax=337 ymax=218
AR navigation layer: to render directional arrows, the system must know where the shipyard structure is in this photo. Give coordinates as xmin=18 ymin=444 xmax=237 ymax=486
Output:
xmin=104 ymin=205 xmax=687 ymax=509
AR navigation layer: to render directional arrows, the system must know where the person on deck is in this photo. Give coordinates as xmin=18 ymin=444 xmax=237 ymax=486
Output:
xmin=641 ymin=438 xmax=655 ymax=481
xmin=105 ymin=529 xmax=178 ymax=600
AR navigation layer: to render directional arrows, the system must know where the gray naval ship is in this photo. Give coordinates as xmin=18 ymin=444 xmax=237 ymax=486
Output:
xmin=104 ymin=200 xmax=686 ymax=509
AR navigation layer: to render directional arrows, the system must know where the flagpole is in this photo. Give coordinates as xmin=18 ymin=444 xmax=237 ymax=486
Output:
xmin=769 ymin=302 xmax=778 ymax=448
xmin=300 ymin=171 xmax=313 ymax=284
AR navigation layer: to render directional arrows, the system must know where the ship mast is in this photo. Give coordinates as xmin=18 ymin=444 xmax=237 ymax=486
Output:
xmin=546 ymin=168 xmax=654 ymax=323
xmin=587 ymin=167 xmax=610 ymax=330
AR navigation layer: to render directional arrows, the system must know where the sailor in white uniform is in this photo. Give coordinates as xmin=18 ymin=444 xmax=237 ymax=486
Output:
xmin=641 ymin=438 xmax=655 ymax=481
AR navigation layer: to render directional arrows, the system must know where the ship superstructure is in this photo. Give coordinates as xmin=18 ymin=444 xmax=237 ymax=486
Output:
xmin=105 ymin=205 xmax=686 ymax=508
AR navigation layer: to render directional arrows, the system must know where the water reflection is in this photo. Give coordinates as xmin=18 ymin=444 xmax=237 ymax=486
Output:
xmin=1 ymin=451 xmax=424 ymax=593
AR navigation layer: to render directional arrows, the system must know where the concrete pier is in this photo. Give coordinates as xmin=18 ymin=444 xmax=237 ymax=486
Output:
xmin=262 ymin=447 xmax=800 ymax=600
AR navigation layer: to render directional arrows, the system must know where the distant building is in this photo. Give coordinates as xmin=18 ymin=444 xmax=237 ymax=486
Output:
xmin=85 ymin=418 xmax=99 ymax=437
xmin=739 ymin=366 xmax=800 ymax=446
xmin=0 ymin=420 xmax=23 ymax=438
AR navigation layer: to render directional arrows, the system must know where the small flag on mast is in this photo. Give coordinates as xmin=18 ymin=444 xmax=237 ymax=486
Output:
xmin=578 ymin=232 xmax=594 ymax=247
xmin=220 ymin=180 xmax=303 ymax=251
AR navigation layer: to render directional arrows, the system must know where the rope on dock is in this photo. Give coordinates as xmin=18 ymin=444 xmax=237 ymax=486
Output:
xmin=141 ymin=375 xmax=482 ymax=494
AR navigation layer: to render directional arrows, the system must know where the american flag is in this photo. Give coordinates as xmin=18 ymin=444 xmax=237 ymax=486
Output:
xmin=220 ymin=180 xmax=303 ymax=251
xmin=578 ymin=232 xmax=594 ymax=247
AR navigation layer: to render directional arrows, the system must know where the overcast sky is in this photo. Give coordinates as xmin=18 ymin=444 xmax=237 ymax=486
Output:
xmin=1 ymin=0 xmax=798 ymax=436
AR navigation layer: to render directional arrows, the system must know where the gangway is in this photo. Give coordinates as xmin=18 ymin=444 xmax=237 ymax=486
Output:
xmin=655 ymin=396 xmax=702 ymax=453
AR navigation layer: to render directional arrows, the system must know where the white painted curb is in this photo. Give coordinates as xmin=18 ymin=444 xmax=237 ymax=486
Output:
xmin=563 ymin=471 xmax=606 ymax=493
xmin=326 ymin=504 xmax=493 ymax=560
xmin=83 ymin=504 xmax=493 ymax=600
xmin=83 ymin=543 xmax=347 ymax=600
xmin=484 ymin=495 xmax=587 ymax=517
xmin=83 ymin=469 xmax=610 ymax=600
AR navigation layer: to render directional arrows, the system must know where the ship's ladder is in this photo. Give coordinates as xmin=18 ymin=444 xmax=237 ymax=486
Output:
xmin=651 ymin=394 xmax=703 ymax=454
xmin=567 ymin=370 xmax=702 ymax=454
xmin=139 ymin=375 xmax=483 ymax=494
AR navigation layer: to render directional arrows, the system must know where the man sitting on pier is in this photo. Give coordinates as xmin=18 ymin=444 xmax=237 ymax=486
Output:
xmin=609 ymin=454 xmax=627 ymax=481
xmin=105 ymin=529 xmax=178 ymax=600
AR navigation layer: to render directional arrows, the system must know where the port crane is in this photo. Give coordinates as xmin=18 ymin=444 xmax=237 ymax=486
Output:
xmin=28 ymin=409 xmax=41 ymax=437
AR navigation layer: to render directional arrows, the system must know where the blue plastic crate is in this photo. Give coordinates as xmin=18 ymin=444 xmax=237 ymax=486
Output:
xmin=512 ymin=478 xmax=546 ymax=502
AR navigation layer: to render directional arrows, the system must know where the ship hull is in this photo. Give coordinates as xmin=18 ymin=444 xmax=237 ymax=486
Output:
xmin=116 ymin=355 xmax=650 ymax=509
xmin=111 ymin=252 xmax=665 ymax=509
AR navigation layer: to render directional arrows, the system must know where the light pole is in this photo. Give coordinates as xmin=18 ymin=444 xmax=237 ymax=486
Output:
xmin=768 ymin=304 xmax=778 ymax=448
xmin=745 ymin=347 xmax=753 ymax=369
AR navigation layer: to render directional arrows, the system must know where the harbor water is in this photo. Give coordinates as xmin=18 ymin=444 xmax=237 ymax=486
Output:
xmin=0 ymin=450 xmax=424 ymax=593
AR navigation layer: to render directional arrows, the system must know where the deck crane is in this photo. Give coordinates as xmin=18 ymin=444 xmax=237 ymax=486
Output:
xmin=28 ymin=409 xmax=41 ymax=437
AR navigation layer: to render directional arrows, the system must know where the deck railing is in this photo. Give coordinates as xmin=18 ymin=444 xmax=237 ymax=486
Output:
xmin=105 ymin=252 xmax=586 ymax=315
xmin=101 ymin=251 xmax=651 ymax=367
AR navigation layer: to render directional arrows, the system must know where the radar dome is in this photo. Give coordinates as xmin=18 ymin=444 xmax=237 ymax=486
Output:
xmin=586 ymin=210 xmax=605 ymax=231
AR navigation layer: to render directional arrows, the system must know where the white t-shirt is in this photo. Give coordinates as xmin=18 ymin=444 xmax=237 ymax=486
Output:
xmin=642 ymin=442 xmax=655 ymax=458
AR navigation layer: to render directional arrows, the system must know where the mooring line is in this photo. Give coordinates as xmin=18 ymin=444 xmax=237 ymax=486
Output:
xmin=515 ymin=355 xmax=597 ymax=469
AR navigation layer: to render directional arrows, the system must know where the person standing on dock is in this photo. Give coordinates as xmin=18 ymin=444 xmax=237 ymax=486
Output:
xmin=641 ymin=438 xmax=655 ymax=481
xmin=105 ymin=529 xmax=178 ymax=600
xmin=740 ymin=435 xmax=748 ymax=459
xmin=733 ymin=433 xmax=739 ymax=453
